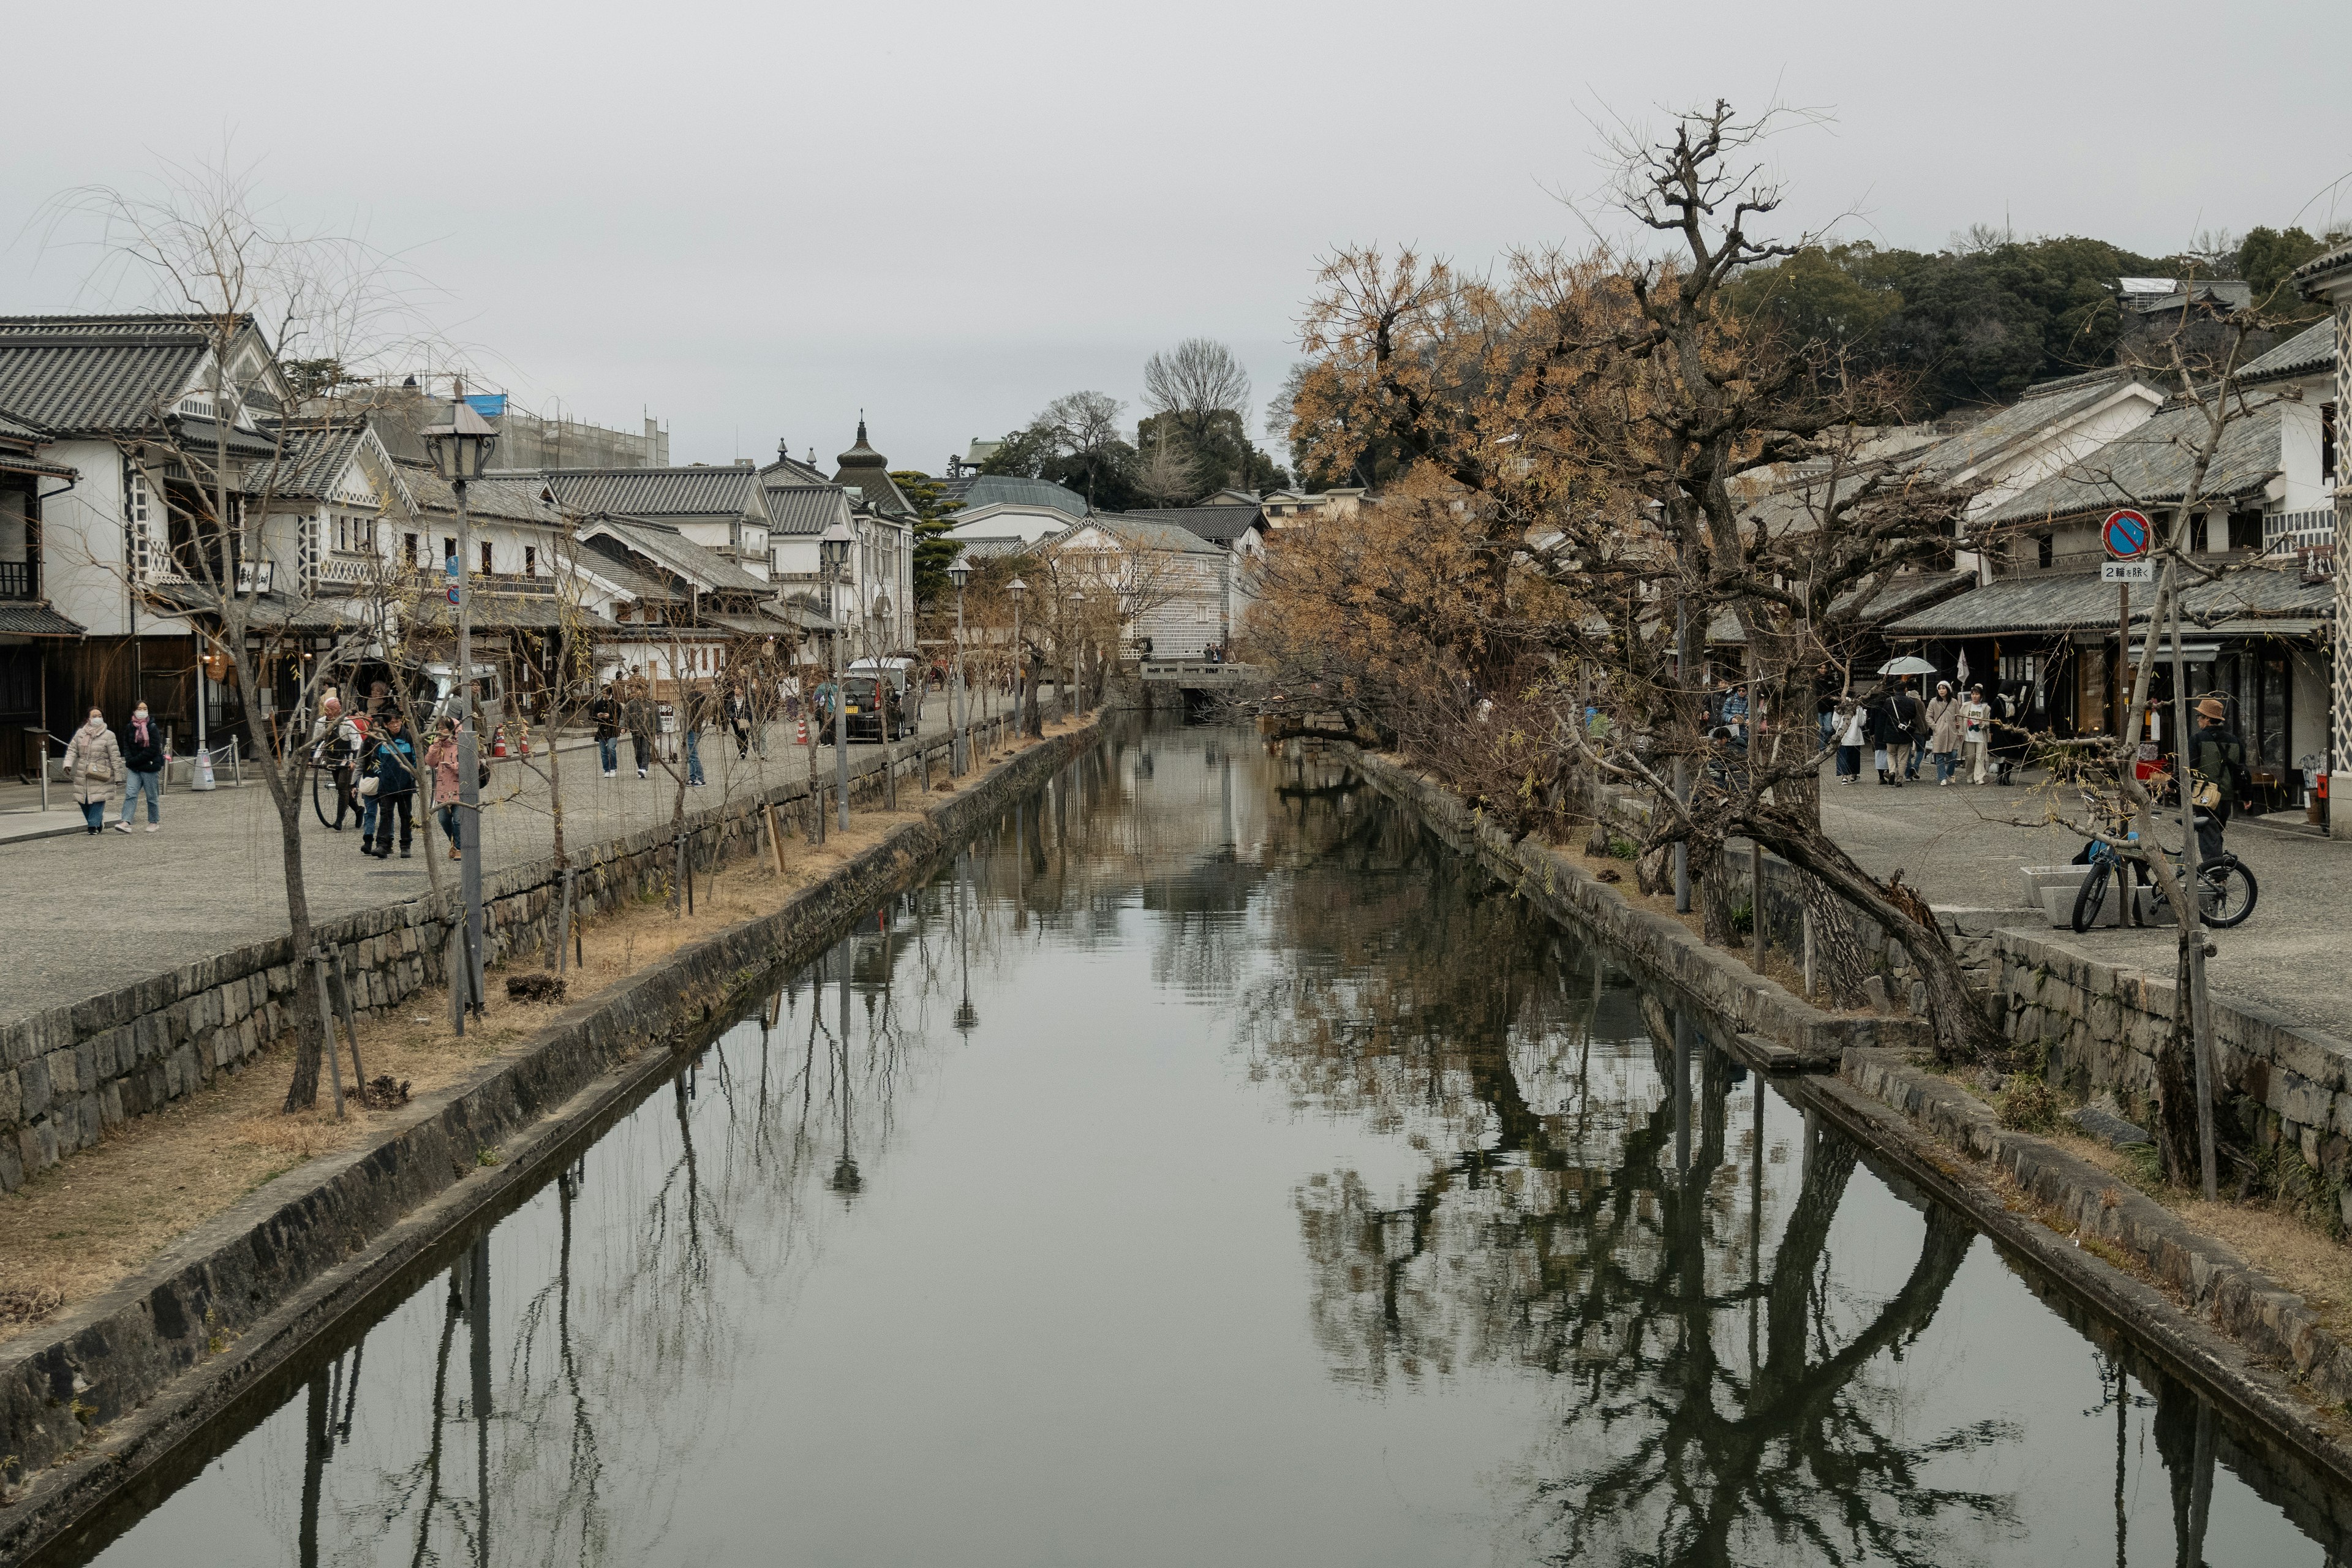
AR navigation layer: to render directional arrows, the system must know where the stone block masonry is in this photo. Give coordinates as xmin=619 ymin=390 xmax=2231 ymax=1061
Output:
xmin=0 ymin=722 xmax=1009 ymax=1194
xmin=1996 ymin=927 xmax=2352 ymax=1226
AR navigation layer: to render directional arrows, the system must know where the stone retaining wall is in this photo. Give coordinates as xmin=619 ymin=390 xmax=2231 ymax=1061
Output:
xmin=0 ymin=720 xmax=1016 ymax=1193
xmin=1340 ymin=746 xmax=1928 ymax=1060
xmin=1996 ymin=927 xmax=2352 ymax=1225
xmin=0 ymin=717 xmax=1097 ymax=1544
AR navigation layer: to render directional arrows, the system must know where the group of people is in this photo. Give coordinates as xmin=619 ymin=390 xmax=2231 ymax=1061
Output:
xmin=1828 ymin=680 xmax=2002 ymax=788
xmin=589 ymin=676 xmax=767 ymax=786
xmin=59 ymin=703 xmax=169 ymax=835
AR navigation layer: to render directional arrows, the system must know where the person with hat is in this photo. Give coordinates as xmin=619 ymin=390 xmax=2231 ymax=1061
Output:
xmin=2187 ymin=695 xmax=2250 ymax=867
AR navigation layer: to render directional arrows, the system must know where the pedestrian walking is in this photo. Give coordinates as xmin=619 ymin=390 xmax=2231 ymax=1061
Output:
xmin=1835 ymin=696 xmax=1866 ymax=783
xmin=424 ymin=717 xmax=464 ymax=861
xmin=589 ymin=683 xmax=620 ymax=777
xmin=1866 ymin=685 xmax=1899 ymax=785
xmin=62 ymin=707 xmax=124 ymax=835
xmin=727 ymin=682 xmax=753 ymax=760
xmin=624 ymin=677 xmax=654 ymax=778
xmin=1961 ymin=685 xmax=1992 ymax=784
xmin=1926 ymin=680 xmax=1962 ymax=785
xmin=365 ymin=713 xmax=417 ymax=859
xmin=682 ymin=682 xmax=709 ymax=788
xmin=117 ymin=699 xmax=168 ymax=831
xmin=2187 ymin=696 xmax=2251 ymax=869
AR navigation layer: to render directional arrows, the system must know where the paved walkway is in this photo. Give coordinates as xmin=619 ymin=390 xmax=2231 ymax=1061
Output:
xmin=1819 ymin=765 xmax=2351 ymax=1036
xmin=0 ymin=701 xmax=1014 ymax=1029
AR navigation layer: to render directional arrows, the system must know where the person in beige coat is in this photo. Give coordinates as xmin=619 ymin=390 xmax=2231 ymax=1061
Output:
xmin=1925 ymin=680 xmax=1963 ymax=786
xmin=61 ymin=707 xmax=125 ymax=835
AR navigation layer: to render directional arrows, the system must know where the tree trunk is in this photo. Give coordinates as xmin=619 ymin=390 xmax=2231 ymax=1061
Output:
xmin=2154 ymin=944 xmax=2206 ymax=1182
xmin=1797 ymin=871 xmax=1876 ymax=1009
xmin=1746 ymin=804 xmax=2007 ymax=1064
xmin=249 ymin=676 xmax=327 ymax=1112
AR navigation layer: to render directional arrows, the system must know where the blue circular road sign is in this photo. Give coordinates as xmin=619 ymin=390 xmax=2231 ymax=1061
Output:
xmin=2102 ymin=508 xmax=2152 ymax=560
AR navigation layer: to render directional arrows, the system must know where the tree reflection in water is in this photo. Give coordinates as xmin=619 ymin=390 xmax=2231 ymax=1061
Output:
xmin=1245 ymin=780 xmax=2019 ymax=1566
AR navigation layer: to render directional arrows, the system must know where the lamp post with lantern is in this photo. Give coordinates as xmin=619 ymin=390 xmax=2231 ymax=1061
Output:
xmin=419 ymin=387 xmax=499 ymax=1018
xmin=1008 ymin=576 xmax=1029 ymax=738
xmin=948 ymin=555 xmax=972 ymax=773
xmin=821 ymin=518 xmax=854 ymax=832
xmin=1065 ymin=587 xmax=1085 ymax=722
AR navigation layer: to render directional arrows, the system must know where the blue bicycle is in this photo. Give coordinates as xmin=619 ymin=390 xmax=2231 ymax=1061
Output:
xmin=2071 ymin=808 xmax=2256 ymax=934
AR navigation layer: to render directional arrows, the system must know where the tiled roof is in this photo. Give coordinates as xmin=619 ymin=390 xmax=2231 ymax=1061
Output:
xmin=543 ymin=466 xmax=764 ymax=519
xmin=0 ymin=314 xmax=246 ymax=341
xmin=0 ymin=337 xmax=206 ymax=437
xmin=1079 ymin=516 xmax=1229 ymax=556
xmin=1910 ymin=372 xmax=2138 ymax=480
xmin=2234 ymin=318 xmax=2335 ymax=385
xmin=400 ymin=462 xmax=564 ymax=524
xmin=567 ymin=546 xmax=681 ymax=604
xmin=2294 ymin=241 xmax=2352 ymax=290
xmin=937 ymin=474 xmax=1087 ymax=519
xmin=0 ymin=601 xmax=86 ymax=637
xmin=1886 ymin=561 xmax=2330 ymax=637
xmin=253 ymin=423 xmax=374 ymax=502
xmin=763 ymin=483 xmax=850 ymax=537
xmin=580 ymin=518 xmax=773 ymax=598
xmin=1106 ymin=505 xmax=1260 ymax=546
xmin=1975 ymin=396 xmax=2283 ymax=527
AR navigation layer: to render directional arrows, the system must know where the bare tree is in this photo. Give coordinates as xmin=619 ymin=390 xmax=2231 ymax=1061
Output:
xmin=1140 ymin=337 xmax=1253 ymax=453
xmin=47 ymin=159 xmax=435 ymax=1111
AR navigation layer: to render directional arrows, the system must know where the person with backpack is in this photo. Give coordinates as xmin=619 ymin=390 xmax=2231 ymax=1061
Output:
xmin=2188 ymin=696 xmax=2250 ymax=868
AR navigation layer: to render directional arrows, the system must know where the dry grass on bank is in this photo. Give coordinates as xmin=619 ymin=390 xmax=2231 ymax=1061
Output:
xmin=0 ymin=727 xmax=1062 ymax=1344
xmin=2033 ymin=1118 xmax=2352 ymax=1347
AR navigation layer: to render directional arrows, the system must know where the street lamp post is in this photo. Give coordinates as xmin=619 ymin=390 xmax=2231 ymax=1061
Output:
xmin=948 ymin=557 xmax=973 ymax=774
xmin=821 ymin=519 xmax=854 ymax=832
xmin=420 ymin=389 xmax=499 ymax=1019
xmin=1066 ymin=588 xmax=1086 ymax=720
xmin=1008 ymin=576 xmax=1028 ymax=738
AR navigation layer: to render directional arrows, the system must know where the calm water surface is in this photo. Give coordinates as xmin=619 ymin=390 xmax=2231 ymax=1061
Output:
xmin=48 ymin=723 xmax=2352 ymax=1566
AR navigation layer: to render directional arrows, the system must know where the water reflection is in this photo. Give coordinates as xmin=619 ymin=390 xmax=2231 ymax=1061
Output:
xmin=42 ymin=723 xmax=2350 ymax=1567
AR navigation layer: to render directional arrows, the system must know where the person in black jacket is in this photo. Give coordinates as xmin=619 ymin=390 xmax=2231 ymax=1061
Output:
xmin=589 ymin=684 xmax=620 ymax=777
xmin=114 ymin=699 xmax=168 ymax=832
xmin=366 ymin=714 xmax=418 ymax=858
xmin=1866 ymin=685 xmax=1906 ymax=786
xmin=1891 ymin=684 xmax=1924 ymax=782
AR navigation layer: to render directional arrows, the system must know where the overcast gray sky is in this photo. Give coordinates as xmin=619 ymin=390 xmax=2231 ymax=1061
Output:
xmin=7 ymin=0 xmax=2348 ymax=475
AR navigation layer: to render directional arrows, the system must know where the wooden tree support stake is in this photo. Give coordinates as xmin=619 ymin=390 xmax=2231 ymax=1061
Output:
xmin=309 ymin=948 xmax=345 ymax=1121
xmin=765 ymin=802 xmax=787 ymax=874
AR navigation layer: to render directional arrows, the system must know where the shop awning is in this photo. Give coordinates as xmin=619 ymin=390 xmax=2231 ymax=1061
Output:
xmin=0 ymin=601 xmax=87 ymax=637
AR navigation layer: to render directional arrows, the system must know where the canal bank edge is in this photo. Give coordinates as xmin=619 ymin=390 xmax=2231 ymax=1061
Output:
xmin=1334 ymin=741 xmax=2352 ymax=1500
xmin=1333 ymin=747 xmax=1931 ymax=1064
xmin=0 ymin=718 xmax=1104 ymax=1563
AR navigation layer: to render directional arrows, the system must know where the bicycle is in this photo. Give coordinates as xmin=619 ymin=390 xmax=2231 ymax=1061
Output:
xmin=2070 ymin=810 xmax=2256 ymax=933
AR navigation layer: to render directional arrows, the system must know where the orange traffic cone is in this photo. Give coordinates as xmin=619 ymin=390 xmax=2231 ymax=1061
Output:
xmin=796 ymin=717 xmax=809 ymax=744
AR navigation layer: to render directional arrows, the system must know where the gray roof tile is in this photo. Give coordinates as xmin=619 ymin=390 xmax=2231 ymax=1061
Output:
xmin=0 ymin=337 xmax=206 ymax=436
xmin=2234 ymin=318 xmax=2335 ymax=385
xmin=1110 ymin=505 xmax=1260 ymax=546
xmin=1975 ymin=397 xmax=2283 ymax=527
xmin=544 ymin=467 xmax=764 ymax=519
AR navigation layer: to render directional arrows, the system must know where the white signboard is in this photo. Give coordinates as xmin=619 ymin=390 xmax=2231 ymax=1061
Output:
xmin=2101 ymin=561 xmax=2155 ymax=584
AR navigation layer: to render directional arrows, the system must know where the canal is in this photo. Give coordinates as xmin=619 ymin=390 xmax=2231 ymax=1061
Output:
xmin=38 ymin=721 xmax=2351 ymax=1566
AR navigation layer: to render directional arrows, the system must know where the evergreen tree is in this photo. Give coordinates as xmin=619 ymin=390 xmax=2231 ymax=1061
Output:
xmin=890 ymin=470 xmax=963 ymax=608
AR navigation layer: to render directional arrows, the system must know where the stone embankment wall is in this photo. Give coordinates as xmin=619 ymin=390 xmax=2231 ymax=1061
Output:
xmin=1340 ymin=747 xmax=1928 ymax=1061
xmin=1997 ymin=927 xmax=2352 ymax=1224
xmin=0 ymin=722 xmax=1009 ymax=1193
xmin=0 ymin=718 xmax=1098 ymax=1540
